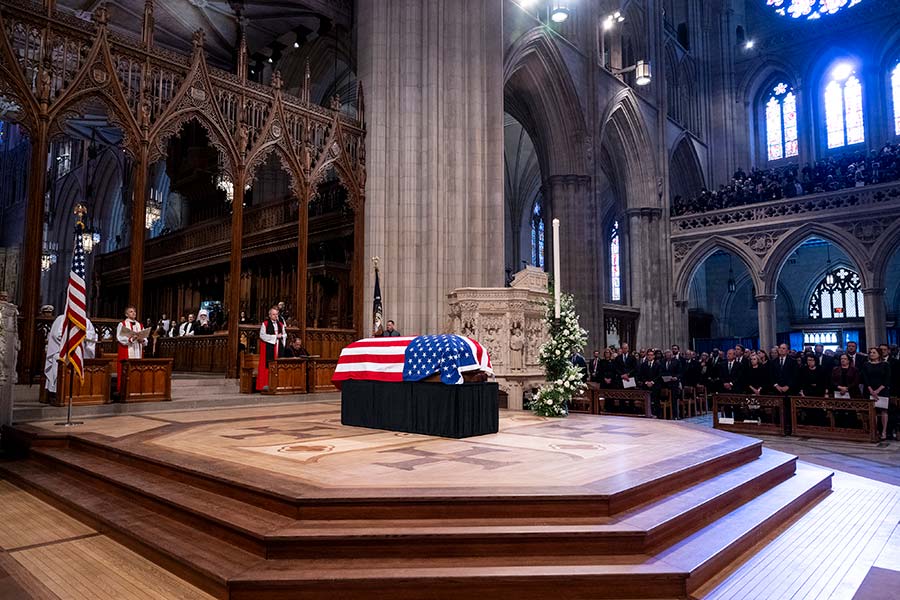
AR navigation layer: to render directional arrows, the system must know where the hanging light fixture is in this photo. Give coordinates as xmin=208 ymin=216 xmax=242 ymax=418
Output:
xmin=145 ymin=188 xmax=162 ymax=230
xmin=727 ymin=254 xmax=736 ymax=293
xmin=634 ymin=60 xmax=652 ymax=86
xmin=550 ymin=1 xmax=570 ymax=22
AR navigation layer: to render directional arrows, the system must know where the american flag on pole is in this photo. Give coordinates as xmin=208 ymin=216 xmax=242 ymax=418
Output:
xmin=58 ymin=222 xmax=88 ymax=381
xmin=333 ymin=334 xmax=492 ymax=389
xmin=372 ymin=267 xmax=383 ymax=334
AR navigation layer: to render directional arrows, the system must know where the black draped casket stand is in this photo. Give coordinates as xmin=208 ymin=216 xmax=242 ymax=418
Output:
xmin=340 ymin=380 xmax=499 ymax=438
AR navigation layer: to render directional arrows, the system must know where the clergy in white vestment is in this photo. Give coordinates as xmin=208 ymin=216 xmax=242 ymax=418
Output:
xmin=116 ymin=306 xmax=147 ymax=392
xmin=44 ymin=314 xmax=97 ymax=394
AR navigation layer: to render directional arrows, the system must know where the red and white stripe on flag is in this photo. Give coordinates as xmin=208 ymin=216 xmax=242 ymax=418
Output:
xmin=332 ymin=336 xmax=415 ymax=388
xmin=332 ymin=335 xmax=493 ymax=389
xmin=58 ymin=236 xmax=88 ymax=381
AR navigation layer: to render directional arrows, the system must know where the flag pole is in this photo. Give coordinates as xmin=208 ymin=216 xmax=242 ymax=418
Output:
xmin=55 ymin=361 xmax=82 ymax=427
xmin=54 ymin=204 xmax=87 ymax=427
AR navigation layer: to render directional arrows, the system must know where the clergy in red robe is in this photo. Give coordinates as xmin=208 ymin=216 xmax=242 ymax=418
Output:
xmin=256 ymin=306 xmax=287 ymax=391
xmin=116 ymin=306 xmax=146 ymax=392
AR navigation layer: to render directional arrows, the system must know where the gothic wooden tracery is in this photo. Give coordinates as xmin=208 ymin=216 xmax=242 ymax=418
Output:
xmin=0 ymin=0 xmax=367 ymax=379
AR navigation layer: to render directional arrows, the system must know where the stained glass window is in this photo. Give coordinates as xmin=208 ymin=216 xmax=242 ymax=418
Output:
xmin=808 ymin=267 xmax=865 ymax=319
xmin=767 ymin=0 xmax=864 ymax=20
xmin=764 ymin=82 xmax=798 ymax=161
xmin=531 ymin=200 xmax=544 ymax=269
xmin=610 ymin=220 xmax=621 ymax=302
xmin=891 ymin=62 xmax=900 ymax=136
xmin=825 ymin=71 xmax=865 ymax=149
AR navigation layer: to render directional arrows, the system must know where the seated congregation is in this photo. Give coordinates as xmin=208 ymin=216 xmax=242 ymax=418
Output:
xmin=573 ymin=341 xmax=897 ymax=441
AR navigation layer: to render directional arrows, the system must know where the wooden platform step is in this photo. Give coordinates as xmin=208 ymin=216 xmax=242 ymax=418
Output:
xmin=0 ymin=459 xmax=261 ymax=599
xmin=22 ymin=440 xmax=797 ymax=559
xmin=227 ymin=466 xmax=832 ymax=600
xmin=0 ymin=451 xmax=832 ymax=599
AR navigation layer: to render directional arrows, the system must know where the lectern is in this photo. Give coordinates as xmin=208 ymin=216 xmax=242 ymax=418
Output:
xmin=119 ymin=358 xmax=173 ymax=402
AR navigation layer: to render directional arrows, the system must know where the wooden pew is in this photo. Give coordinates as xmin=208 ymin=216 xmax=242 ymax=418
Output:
xmin=120 ymin=358 xmax=173 ymax=402
xmin=310 ymin=358 xmax=338 ymax=392
xmin=595 ymin=389 xmax=653 ymax=418
xmin=567 ymin=384 xmax=597 ymax=414
xmin=48 ymin=359 xmax=112 ymax=407
xmin=790 ymin=395 xmax=878 ymax=443
xmin=713 ymin=393 xmax=788 ymax=436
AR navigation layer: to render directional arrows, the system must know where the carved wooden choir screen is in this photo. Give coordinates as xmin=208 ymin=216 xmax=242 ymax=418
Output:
xmin=0 ymin=0 xmax=367 ymax=378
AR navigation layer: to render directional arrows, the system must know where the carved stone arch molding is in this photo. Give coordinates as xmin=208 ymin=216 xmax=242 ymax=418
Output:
xmin=673 ymin=236 xmax=762 ymax=302
xmin=761 ymin=223 xmax=873 ymax=295
xmin=503 ymin=27 xmax=589 ymax=178
xmin=46 ymin=23 xmax=141 ymax=157
xmin=868 ymin=219 xmax=900 ymax=288
xmin=598 ymin=89 xmax=658 ymax=209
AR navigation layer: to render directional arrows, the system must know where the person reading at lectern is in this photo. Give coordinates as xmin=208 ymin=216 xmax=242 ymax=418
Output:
xmin=256 ymin=306 xmax=287 ymax=391
xmin=116 ymin=306 xmax=147 ymax=393
xmin=44 ymin=312 xmax=97 ymax=398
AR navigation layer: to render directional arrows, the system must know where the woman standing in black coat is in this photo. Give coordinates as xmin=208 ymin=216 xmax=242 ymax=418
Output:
xmin=862 ymin=347 xmax=892 ymax=440
xmin=797 ymin=353 xmax=827 ymax=397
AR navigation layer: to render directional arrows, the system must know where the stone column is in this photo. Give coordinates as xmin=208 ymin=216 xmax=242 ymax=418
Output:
xmin=627 ymin=207 xmax=667 ymax=347
xmin=673 ymin=300 xmax=689 ymax=349
xmin=356 ymin=0 xmax=504 ymax=335
xmin=545 ymin=175 xmax=599 ymax=347
xmin=756 ymin=294 xmax=777 ymax=352
xmin=863 ymin=288 xmax=887 ymax=349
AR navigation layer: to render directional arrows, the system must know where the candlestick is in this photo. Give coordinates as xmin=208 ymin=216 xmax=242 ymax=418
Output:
xmin=552 ymin=218 xmax=561 ymax=320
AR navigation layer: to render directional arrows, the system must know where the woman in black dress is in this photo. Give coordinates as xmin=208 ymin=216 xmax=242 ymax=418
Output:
xmin=797 ymin=353 xmax=827 ymax=397
xmin=740 ymin=353 xmax=771 ymax=395
xmin=862 ymin=347 xmax=891 ymax=440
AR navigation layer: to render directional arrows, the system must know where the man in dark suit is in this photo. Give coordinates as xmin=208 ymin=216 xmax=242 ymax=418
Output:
xmin=706 ymin=348 xmax=722 ymax=393
xmin=613 ymin=343 xmax=638 ymax=389
xmin=734 ymin=345 xmax=750 ymax=370
xmin=639 ymin=350 xmax=663 ymax=415
xmin=813 ymin=344 xmax=834 ymax=372
xmin=661 ymin=350 xmax=683 ymax=417
xmin=845 ymin=341 xmax=866 ymax=371
xmin=770 ymin=343 xmax=797 ymax=395
xmin=588 ymin=350 xmax=602 ymax=383
xmin=682 ymin=350 xmax=702 ymax=388
xmin=719 ymin=348 xmax=742 ymax=393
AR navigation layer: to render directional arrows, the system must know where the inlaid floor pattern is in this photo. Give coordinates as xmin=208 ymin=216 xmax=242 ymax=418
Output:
xmin=1 ymin=401 xmax=893 ymax=599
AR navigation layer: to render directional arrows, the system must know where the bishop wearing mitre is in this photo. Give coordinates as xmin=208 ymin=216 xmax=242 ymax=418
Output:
xmin=116 ymin=306 xmax=147 ymax=392
xmin=257 ymin=306 xmax=287 ymax=392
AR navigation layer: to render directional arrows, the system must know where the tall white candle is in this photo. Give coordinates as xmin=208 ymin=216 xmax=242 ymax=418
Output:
xmin=552 ymin=218 xmax=561 ymax=320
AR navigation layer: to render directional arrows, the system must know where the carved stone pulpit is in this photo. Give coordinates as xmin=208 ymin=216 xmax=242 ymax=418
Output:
xmin=447 ymin=266 xmax=549 ymax=410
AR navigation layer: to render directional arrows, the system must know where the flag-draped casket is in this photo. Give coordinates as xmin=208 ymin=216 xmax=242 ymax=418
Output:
xmin=335 ymin=334 xmax=497 ymax=438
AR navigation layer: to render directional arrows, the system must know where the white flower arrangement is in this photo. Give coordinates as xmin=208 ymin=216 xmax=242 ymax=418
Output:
xmin=531 ymin=291 xmax=588 ymax=418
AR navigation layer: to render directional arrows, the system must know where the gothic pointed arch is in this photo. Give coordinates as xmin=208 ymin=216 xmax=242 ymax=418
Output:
xmin=503 ymin=28 xmax=588 ymax=178
xmin=598 ymin=90 xmax=657 ymax=209
xmin=669 ymin=133 xmax=705 ymax=204
xmin=148 ymin=36 xmax=238 ymax=177
xmin=675 ymin=236 xmax=760 ymax=301
xmin=763 ymin=224 xmax=871 ymax=295
xmin=46 ymin=32 xmax=141 ymax=157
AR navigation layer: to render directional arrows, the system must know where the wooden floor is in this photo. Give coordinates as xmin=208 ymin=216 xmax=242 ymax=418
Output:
xmin=0 ymin=399 xmax=896 ymax=599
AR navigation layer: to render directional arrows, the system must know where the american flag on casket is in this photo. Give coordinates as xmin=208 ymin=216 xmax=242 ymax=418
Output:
xmin=332 ymin=334 xmax=493 ymax=389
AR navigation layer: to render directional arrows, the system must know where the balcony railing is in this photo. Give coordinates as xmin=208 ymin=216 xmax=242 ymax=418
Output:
xmin=671 ymin=181 xmax=900 ymax=237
